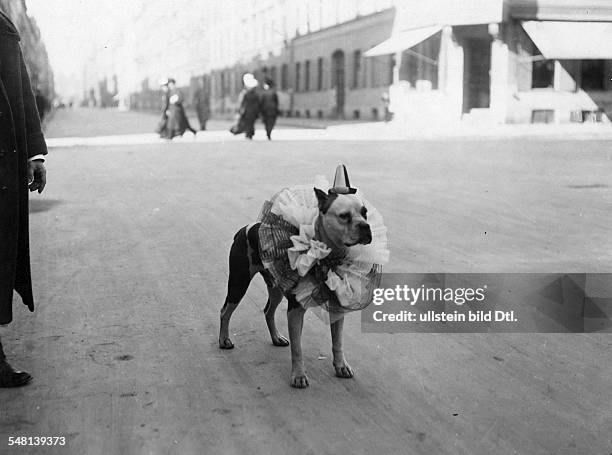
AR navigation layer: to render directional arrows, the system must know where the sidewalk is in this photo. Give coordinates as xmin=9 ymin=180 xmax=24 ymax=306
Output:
xmin=207 ymin=108 xmax=612 ymax=139
xmin=327 ymin=119 xmax=612 ymax=141
xmin=44 ymin=107 xmax=612 ymax=144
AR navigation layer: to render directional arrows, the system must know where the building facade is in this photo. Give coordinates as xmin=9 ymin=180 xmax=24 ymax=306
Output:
xmin=102 ymin=0 xmax=612 ymax=125
xmin=122 ymin=0 xmax=395 ymax=119
xmin=367 ymin=0 xmax=612 ymax=124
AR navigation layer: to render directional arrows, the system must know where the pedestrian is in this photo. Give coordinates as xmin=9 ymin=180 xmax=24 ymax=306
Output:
xmin=0 ymin=10 xmax=48 ymax=387
xmin=156 ymin=78 xmax=171 ymax=138
xmin=166 ymin=78 xmax=197 ymax=138
xmin=235 ymin=73 xmax=259 ymax=140
xmin=192 ymin=77 xmax=210 ymax=131
xmin=259 ymin=78 xmax=280 ymax=140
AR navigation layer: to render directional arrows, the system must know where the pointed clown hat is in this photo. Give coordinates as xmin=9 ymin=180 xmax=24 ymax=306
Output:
xmin=329 ymin=164 xmax=357 ymax=194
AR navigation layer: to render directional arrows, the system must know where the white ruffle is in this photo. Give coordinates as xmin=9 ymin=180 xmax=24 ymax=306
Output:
xmin=271 ymin=176 xmax=389 ymax=269
xmin=287 ymin=224 xmax=332 ymax=276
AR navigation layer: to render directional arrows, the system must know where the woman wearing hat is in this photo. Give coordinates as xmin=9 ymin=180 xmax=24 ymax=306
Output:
xmin=156 ymin=78 xmax=171 ymax=138
xmin=166 ymin=79 xmax=197 ymax=139
xmin=234 ymin=73 xmax=260 ymax=140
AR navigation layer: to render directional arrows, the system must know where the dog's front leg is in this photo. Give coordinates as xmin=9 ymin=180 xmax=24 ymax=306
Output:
xmin=330 ymin=315 xmax=354 ymax=378
xmin=287 ymin=299 xmax=309 ymax=388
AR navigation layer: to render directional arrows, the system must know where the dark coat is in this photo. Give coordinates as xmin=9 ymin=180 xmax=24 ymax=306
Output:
xmin=0 ymin=12 xmax=47 ymax=325
xmin=259 ymin=87 xmax=279 ymax=118
xmin=156 ymin=91 xmax=170 ymax=137
xmin=167 ymin=88 xmax=194 ymax=138
xmin=234 ymin=88 xmax=259 ymax=137
xmin=240 ymin=88 xmax=260 ymax=123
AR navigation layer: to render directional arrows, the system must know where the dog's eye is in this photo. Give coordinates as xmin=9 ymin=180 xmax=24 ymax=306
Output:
xmin=338 ymin=212 xmax=351 ymax=222
xmin=360 ymin=207 xmax=368 ymax=219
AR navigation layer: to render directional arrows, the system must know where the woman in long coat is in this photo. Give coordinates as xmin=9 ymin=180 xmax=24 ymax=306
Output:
xmin=238 ymin=73 xmax=260 ymax=139
xmin=0 ymin=10 xmax=48 ymax=387
xmin=166 ymin=79 xmax=197 ymax=138
xmin=156 ymin=80 xmax=171 ymax=138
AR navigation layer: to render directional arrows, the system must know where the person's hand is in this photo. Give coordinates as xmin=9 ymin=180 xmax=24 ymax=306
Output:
xmin=27 ymin=160 xmax=46 ymax=193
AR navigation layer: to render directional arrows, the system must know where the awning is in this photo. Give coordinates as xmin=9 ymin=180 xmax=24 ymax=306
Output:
xmin=365 ymin=25 xmax=442 ymax=57
xmin=393 ymin=0 xmax=503 ymax=32
xmin=522 ymin=21 xmax=612 ymax=59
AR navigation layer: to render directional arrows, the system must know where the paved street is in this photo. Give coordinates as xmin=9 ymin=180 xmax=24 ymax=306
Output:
xmin=1 ymin=108 xmax=611 ymax=454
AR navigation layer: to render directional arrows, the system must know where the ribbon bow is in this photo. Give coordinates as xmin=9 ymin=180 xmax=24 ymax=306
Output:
xmin=287 ymin=224 xmax=332 ymax=277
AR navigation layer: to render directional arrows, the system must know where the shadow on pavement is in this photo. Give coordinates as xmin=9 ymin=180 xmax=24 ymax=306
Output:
xmin=29 ymin=198 xmax=62 ymax=213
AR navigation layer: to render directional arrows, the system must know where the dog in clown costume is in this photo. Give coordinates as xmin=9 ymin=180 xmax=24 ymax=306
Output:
xmin=219 ymin=165 xmax=389 ymax=388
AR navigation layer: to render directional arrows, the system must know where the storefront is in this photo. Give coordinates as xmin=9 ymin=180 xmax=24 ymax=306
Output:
xmin=366 ymin=0 xmax=612 ymax=124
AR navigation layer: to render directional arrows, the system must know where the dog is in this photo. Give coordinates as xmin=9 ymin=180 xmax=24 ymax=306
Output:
xmin=219 ymin=185 xmax=372 ymax=388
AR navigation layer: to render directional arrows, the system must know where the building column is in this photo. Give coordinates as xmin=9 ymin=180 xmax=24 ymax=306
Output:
xmin=440 ymin=25 xmax=463 ymax=120
xmin=489 ymin=22 xmax=509 ymax=123
xmin=393 ymin=50 xmax=402 ymax=84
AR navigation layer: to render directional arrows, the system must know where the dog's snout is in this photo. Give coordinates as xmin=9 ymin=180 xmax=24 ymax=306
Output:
xmin=358 ymin=222 xmax=372 ymax=244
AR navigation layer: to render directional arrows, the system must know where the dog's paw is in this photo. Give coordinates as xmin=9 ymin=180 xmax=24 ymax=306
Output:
xmin=271 ymin=334 xmax=289 ymax=347
xmin=219 ymin=338 xmax=235 ymax=350
xmin=333 ymin=361 xmax=355 ymax=379
xmin=290 ymin=371 xmax=310 ymax=388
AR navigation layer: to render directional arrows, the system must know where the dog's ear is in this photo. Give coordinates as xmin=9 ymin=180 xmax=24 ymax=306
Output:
xmin=314 ymin=187 xmax=337 ymax=213
xmin=314 ymin=188 xmax=328 ymax=211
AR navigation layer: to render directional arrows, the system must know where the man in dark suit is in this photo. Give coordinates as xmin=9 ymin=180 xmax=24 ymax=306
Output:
xmin=259 ymin=78 xmax=280 ymax=140
xmin=0 ymin=10 xmax=48 ymax=387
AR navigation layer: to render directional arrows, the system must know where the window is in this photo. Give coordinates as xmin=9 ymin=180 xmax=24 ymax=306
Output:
xmin=229 ymin=71 xmax=236 ymax=96
xmin=369 ymin=55 xmax=388 ymax=87
xmin=317 ymin=57 xmax=324 ymax=90
xmin=403 ymin=35 xmax=440 ymax=89
xmin=235 ymin=70 xmax=242 ymax=94
xmin=305 ymin=60 xmax=311 ymax=91
xmin=580 ymin=60 xmax=605 ymax=90
xmin=295 ymin=62 xmax=301 ymax=91
xmin=352 ymin=50 xmax=361 ymax=89
xmin=220 ymin=72 xmax=226 ymax=96
xmin=532 ymin=59 xmax=554 ymax=88
xmin=281 ymin=64 xmax=288 ymax=90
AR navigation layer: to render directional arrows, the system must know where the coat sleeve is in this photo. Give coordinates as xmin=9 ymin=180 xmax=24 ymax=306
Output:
xmin=19 ymin=49 xmax=47 ymax=159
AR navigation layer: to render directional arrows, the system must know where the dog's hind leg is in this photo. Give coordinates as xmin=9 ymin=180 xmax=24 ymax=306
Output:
xmin=263 ymin=284 xmax=289 ymax=347
xmin=219 ymin=227 xmax=252 ymax=350
xmin=330 ymin=315 xmax=354 ymax=378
